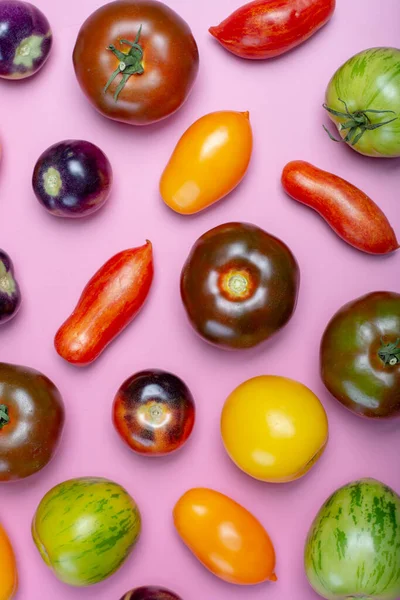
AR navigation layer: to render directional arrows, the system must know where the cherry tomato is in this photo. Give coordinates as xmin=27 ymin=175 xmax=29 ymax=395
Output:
xmin=221 ymin=376 xmax=328 ymax=482
xmin=73 ymin=1 xmax=199 ymax=126
xmin=160 ymin=111 xmax=252 ymax=214
xmin=0 ymin=524 xmax=17 ymax=600
xmin=181 ymin=222 xmax=299 ymax=349
xmin=173 ymin=488 xmax=277 ymax=585
xmin=112 ymin=369 xmax=195 ymax=456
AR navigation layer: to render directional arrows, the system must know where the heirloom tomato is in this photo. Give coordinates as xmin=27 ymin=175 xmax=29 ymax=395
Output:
xmin=0 ymin=524 xmax=17 ymax=600
xmin=221 ymin=376 xmax=328 ymax=482
xmin=181 ymin=223 xmax=299 ymax=349
xmin=0 ymin=250 xmax=21 ymax=324
xmin=324 ymin=47 xmax=400 ymax=157
xmin=173 ymin=488 xmax=277 ymax=585
xmin=73 ymin=1 xmax=199 ymax=126
xmin=321 ymin=291 xmax=400 ymax=419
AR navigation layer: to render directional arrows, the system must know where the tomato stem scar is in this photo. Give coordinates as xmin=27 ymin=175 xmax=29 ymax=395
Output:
xmin=0 ymin=404 xmax=10 ymax=429
xmin=104 ymin=24 xmax=144 ymax=101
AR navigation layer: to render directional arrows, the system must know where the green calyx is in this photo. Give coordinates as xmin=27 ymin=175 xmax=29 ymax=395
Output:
xmin=323 ymin=98 xmax=398 ymax=146
xmin=103 ymin=25 xmax=144 ymax=101
xmin=0 ymin=404 xmax=10 ymax=429
xmin=378 ymin=338 xmax=400 ymax=366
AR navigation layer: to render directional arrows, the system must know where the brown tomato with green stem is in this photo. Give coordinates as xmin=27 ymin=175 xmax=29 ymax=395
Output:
xmin=73 ymin=0 xmax=199 ymax=126
xmin=181 ymin=222 xmax=300 ymax=350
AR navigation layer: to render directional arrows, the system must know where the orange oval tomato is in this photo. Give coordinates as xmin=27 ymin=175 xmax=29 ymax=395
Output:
xmin=160 ymin=111 xmax=253 ymax=214
xmin=0 ymin=525 xmax=17 ymax=600
xmin=173 ymin=488 xmax=277 ymax=585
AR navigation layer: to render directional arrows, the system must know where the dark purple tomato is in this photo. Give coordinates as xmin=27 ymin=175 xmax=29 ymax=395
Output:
xmin=0 ymin=1 xmax=52 ymax=79
xmin=0 ymin=250 xmax=21 ymax=324
xmin=119 ymin=586 xmax=182 ymax=600
xmin=32 ymin=140 xmax=113 ymax=218
xmin=112 ymin=369 xmax=195 ymax=456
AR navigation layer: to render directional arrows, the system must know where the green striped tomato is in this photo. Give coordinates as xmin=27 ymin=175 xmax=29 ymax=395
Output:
xmin=32 ymin=477 xmax=141 ymax=587
xmin=324 ymin=48 xmax=400 ymax=157
xmin=305 ymin=478 xmax=400 ymax=600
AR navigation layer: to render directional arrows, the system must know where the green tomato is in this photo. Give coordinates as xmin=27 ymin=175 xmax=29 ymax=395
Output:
xmin=32 ymin=477 xmax=141 ymax=587
xmin=305 ymin=478 xmax=400 ymax=600
xmin=324 ymin=47 xmax=400 ymax=157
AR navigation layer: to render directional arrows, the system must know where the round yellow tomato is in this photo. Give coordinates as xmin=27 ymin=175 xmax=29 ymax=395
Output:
xmin=173 ymin=487 xmax=277 ymax=585
xmin=221 ymin=376 xmax=328 ymax=483
xmin=0 ymin=524 xmax=17 ymax=600
xmin=160 ymin=110 xmax=253 ymax=214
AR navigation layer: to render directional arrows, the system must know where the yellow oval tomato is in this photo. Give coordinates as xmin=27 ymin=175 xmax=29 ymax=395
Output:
xmin=221 ymin=376 xmax=328 ymax=483
xmin=0 ymin=525 xmax=17 ymax=600
xmin=160 ymin=110 xmax=253 ymax=214
xmin=173 ymin=487 xmax=277 ymax=585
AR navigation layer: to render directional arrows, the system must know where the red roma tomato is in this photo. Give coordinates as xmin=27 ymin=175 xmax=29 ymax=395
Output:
xmin=73 ymin=1 xmax=199 ymax=125
xmin=113 ymin=369 xmax=195 ymax=456
xmin=173 ymin=488 xmax=277 ymax=585
xmin=209 ymin=0 xmax=336 ymax=59
xmin=282 ymin=161 xmax=398 ymax=254
xmin=55 ymin=241 xmax=153 ymax=366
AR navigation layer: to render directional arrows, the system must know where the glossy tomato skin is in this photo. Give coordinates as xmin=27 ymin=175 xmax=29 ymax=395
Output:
xmin=0 ymin=524 xmax=17 ymax=600
xmin=209 ymin=0 xmax=335 ymax=59
xmin=173 ymin=488 xmax=277 ymax=585
xmin=282 ymin=161 xmax=398 ymax=254
xmin=0 ymin=250 xmax=21 ymax=325
xmin=325 ymin=48 xmax=400 ymax=157
xmin=181 ymin=223 xmax=299 ymax=350
xmin=221 ymin=376 xmax=328 ymax=483
xmin=119 ymin=587 xmax=182 ymax=600
xmin=73 ymin=1 xmax=199 ymax=126
xmin=160 ymin=111 xmax=253 ymax=214
xmin=55 ymin=241 xmax=153 ymax=365
xmin=321 ymin=292 xmax=400 ymax=419
xmin=0 ymin=363 xmax=65 ymax=481
xmin=32 ymin=140 xmax=112 ymax=218
xmin=0 ymin=1 xmax=52 ymax=79
xmin=113 ymin=369 xmax=195 ymax=456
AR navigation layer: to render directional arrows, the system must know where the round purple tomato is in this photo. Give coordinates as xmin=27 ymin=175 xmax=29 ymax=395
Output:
xmin=0 ymin=1 xmax=52 ymax=79
xmin=113 ymin=369 xmax=195 ymax=456
xmin=32 ymin=140 xmax=113 ymax=218
xmin=0 ymin=250 xmax=21 ymax=324
xmin=120 ymin=587 xmax=182 ymax=600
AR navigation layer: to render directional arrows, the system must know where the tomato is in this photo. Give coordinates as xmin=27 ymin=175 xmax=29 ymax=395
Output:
xmin=209 ymin=0 xmax=335 ymax=60
xmin=112 ymin=369 xmax=195 ymax=456
xmin=160 ymin=111 xmax=252 ymax=214
xmin=0 ymin=363 xmax=65 ymax=481
xmin=324 ymin=47 xmax=400 ymax=157
xmin=120 ymin=587 xmax=182 ymax=600
xmin=32 ymin=477 xmax=141 ymax=586
xmin=55 ymin=241 xmax=153 ymax=365
xmin=221 ymin=376 xmax=328 ymax=482
xmin=180 ymin=222 xmax=299 ymax=349
xmin=321 ymin=292 xmax=400 ymax=419
xmin=0 ymin=524 xmax=17 ymax=600
xmin=0 ymin=250 xmax=21 ymax=325
xmin=282 ymin=161 xmax=398 ymax=254
xmin=73 ymin=1 xmax=199 ymax=126
xmin=173 ymin=488 xmax=277 ymax=585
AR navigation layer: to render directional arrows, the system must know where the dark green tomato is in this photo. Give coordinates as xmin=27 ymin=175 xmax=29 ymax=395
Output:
xmin=321 ymin=291 xmax=400 ymax=419
xmin=120 ymin=586 xmax=182 ymax=600
xmin=181 ymin=222 xmax=300 ymax=350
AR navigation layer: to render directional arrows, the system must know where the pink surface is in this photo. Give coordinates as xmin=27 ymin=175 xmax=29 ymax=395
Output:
xmin=1 ymin=0 xmax=400 ymax=598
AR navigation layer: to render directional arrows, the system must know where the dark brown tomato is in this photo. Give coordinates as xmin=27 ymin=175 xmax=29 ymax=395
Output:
xmin=180 ymin=222 xmax=300 ymax=350
xmin=0 ymin=363 xmax=65 ymax=481
xmin=73 ymin=0 xmax=199 ymax=125
xmin=112 ymin=369 xmax=195 ymax=456
xmin=120 ymin=587 xmax=182 ymax=600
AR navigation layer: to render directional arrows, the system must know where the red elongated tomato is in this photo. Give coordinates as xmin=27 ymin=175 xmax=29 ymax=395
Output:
xmin=209 ymin=0 xmax=336 ymax=60
xmin=281 ymin=161 xmax=398 ymax=255
xmin=55 ymin=241 xmax=153 ymax=365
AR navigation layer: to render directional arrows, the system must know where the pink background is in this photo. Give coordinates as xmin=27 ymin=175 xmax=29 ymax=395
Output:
xmin=1 ymin=0 xmax=400 ymax=598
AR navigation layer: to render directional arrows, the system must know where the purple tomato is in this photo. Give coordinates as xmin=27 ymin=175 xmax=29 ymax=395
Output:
xmin=0 ymin=1 xmax=52 ymax=79
xmin=0 ymin=250 xmax=21 ymax=324
xmin=119 ymin=587 xmax=182 ymax=600
xmin=32 ymin=140 xmax=113 ymax=218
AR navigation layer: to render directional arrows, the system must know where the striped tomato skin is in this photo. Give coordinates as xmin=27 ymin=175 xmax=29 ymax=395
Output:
xmin=305 ymin=478 xmax=400 ymax=600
